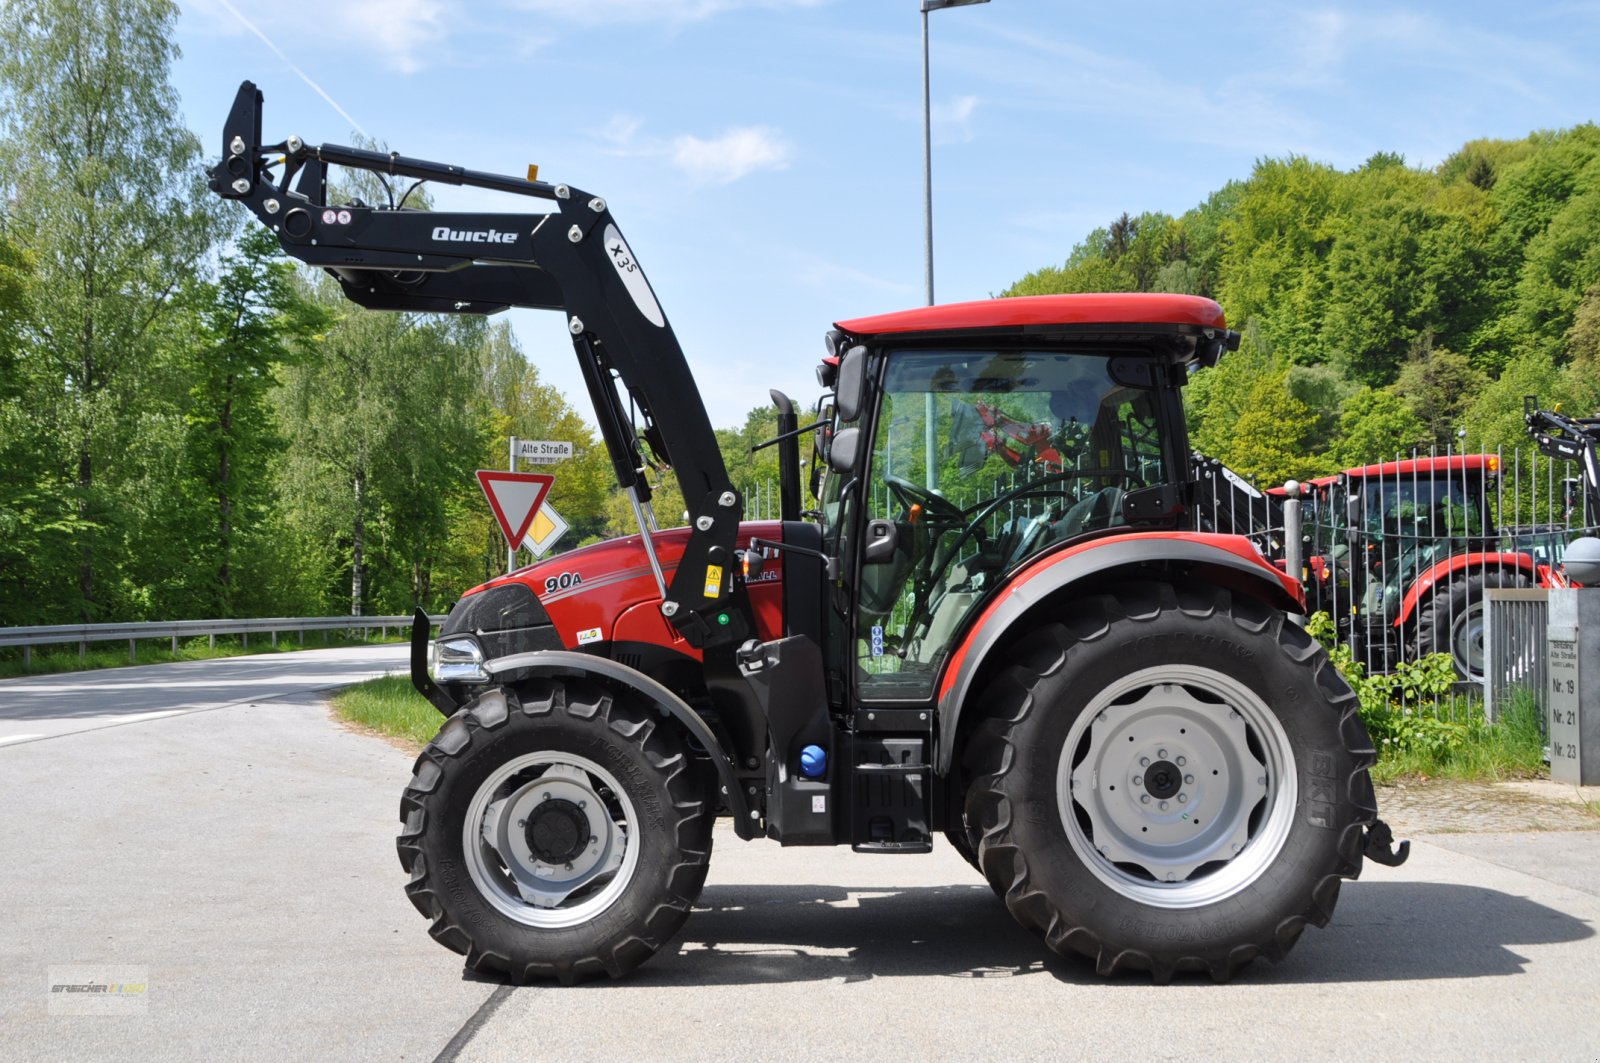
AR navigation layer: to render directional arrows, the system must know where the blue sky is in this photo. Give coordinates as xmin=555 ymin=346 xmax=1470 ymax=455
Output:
xmin=171 ymin=0 xmax=1600 ymax=428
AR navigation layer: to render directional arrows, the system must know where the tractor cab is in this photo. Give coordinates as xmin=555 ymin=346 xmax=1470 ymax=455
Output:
xmin=816 ymin=295 xmax=1221 ymax=703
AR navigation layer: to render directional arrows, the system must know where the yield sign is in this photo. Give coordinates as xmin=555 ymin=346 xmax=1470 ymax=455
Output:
xmin=476 ymin=470 xmax=555 ymax=551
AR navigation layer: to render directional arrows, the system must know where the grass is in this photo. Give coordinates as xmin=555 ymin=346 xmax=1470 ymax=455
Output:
xmin=0 ymin=630 xmax=406 ymax=680
xmin=1368 ymin=690 xmax=1550 ymax=784
xmin=330 ymin=674 xmax=443 ymax=749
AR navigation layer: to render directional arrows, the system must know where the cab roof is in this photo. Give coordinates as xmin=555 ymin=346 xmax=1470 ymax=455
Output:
xmin=836 ymin=293 xmax=1228 ymax=338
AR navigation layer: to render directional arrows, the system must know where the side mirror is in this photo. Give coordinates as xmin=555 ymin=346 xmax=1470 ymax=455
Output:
xmin=836 ymin=345 xmax=867 ymax=423
xmin=827 ymin=426 xmax=862 ymax=474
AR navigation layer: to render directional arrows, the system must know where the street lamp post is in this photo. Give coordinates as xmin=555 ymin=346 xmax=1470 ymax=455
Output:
xmin=920 ymin=0 xmax=988 ymax=490
xmin=920 ymin=0 xmax=989 ymax=308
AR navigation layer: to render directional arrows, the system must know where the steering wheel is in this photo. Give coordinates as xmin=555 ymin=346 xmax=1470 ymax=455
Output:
xmin=884 ymin=474 xmax=964 ymax=522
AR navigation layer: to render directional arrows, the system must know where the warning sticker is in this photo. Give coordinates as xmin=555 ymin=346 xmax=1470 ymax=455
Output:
xmin=703 ymin=564 xmax=724 ymax=598
xmin=576 ymin=627 xmax=603 ymax=645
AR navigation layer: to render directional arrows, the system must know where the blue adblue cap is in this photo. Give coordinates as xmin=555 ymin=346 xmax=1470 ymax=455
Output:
xmin=799 ymin=744 xmax=828 ymax=778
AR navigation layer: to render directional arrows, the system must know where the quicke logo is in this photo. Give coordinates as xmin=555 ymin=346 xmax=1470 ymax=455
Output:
xmin=431 ymin=226 xmax=517 ymax=244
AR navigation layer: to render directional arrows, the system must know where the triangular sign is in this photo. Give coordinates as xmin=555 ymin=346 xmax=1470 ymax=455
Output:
xmin=476 ymin=470 xmax=555 ymax=551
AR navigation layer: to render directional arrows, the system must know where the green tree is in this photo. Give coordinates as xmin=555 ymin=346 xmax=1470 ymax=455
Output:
xmin=1326 ymin=387 xmax=1424 ymax=469
xmin=0 ymin=0 xmax=214 ymax=620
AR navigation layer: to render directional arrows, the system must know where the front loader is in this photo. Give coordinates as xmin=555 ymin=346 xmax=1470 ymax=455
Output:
xmin=212 ymin=81 xmax=1407 ymax=984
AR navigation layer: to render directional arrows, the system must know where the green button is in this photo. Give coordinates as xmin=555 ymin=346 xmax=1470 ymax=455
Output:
xmin=717 ymin=613 xmax=730 ymax=626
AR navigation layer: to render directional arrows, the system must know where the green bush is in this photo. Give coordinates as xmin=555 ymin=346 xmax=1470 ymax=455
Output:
xmin=1304 ymin=612 xmax=1546 ymax=779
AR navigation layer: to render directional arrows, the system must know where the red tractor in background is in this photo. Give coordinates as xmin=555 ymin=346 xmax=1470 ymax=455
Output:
xmin=1197 ymin=451 xmax=1578 ymax=681
xmin=213 ymin=81 xmax=1407 ymax=985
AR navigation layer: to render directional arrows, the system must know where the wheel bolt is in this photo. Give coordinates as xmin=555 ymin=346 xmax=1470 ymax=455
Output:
xmin=578 ymin=800 xmax=586 ymax=809
xmin=1139 ymin=756 xmax=1150 ymax=767
xmin=1175 ymin=756 xmax=1186 ymax=767
xmin=565 ymin=862 xmax=574 ymax=871
xmin=591 ymin=836 xmax=599 ymax=845
xmin=1259 ymin=776 xmax=1267 ymax=785
xmin=1133 ymin=775 xmax=1143 ymax=786
xmin=542 ymin=792 xmax=551 ymax=801
xmin=517 ymin=819 xmax=526 ymax=827
xmin=1159 ymin=800 xmax=1169 ymax=811
xmin=1184 ymin=774 xmax=1194 ymax=785
xmin=1158 ymin=749 xmax=1168 ymax=759
xmin=1141 ymin=795 xmax=1151 ymax=805
xmin=1177 ymin=794 xmax=1188 ymax=804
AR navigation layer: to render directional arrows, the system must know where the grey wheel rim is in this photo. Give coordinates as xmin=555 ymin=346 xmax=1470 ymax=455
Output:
xmin=1451 ymin=601 xmax=1486 ymax=680
xmin=1056 ymin=664 xmax=1298 ymax=909
xmin=463 ymin=751 xmax=639 ymax=929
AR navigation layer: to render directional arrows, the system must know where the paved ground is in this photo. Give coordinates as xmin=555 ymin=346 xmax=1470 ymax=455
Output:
xmin=2 ymin=653 xmax=1598 ymax=1062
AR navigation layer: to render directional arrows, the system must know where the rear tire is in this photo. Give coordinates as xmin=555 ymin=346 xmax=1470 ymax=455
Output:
xmin=962 ymin=582 xmax=1375 ymax=982
xmin=1412 ymin=570 xmax=1531 ymax=681
xmin=396 ymin=677 xmax=714 ymax=983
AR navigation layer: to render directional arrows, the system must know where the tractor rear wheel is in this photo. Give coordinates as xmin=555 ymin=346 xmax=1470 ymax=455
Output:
xmin=1412 ymin=570 xmax=1530 ymax=681
xmin=962 ymin=581 xmax=1375 ymax=982
xmin=396 ymin=677 xmax=714 ymax=983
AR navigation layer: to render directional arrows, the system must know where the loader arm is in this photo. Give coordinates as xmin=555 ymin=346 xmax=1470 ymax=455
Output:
xmin=209 ymin=81 xmax=746 ymax=648
xmin=1525 ymin=398 xmax=1600 ymax=524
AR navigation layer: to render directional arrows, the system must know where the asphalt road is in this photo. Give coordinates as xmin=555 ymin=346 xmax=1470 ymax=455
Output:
xmin=2 ymin=651 xmax=1598 ymax=1062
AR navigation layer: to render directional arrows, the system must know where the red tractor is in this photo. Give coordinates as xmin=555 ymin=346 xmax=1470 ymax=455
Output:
xmin=213 ymin=82 xmax=1407 ymax=984
xmin=1292 ymin=456 xmax=1573 ymax=680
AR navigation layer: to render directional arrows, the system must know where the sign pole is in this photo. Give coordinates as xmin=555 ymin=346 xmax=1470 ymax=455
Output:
xmin=507 ymin=436 xmax=518 ymax=574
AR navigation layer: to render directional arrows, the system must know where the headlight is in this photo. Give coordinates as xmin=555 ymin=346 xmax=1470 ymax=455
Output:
xmin=430 ymin=636 xmax=488 ymax=683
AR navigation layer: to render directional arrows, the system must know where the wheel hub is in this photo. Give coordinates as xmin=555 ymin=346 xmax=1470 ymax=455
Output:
xmin=466 ymin=757 xmax=633 ymax=926
xmin=1142 ymin=759 xmax=1182 ymax=800
xmin=527 ymin=798 xmax=590 ymax=865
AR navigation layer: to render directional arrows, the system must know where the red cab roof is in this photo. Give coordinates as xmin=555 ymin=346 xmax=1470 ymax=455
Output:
xmin=836 ymin=293 xmax=1228 ymax=337
xmin=1341 ymin=454 xmax=1500 ymax=480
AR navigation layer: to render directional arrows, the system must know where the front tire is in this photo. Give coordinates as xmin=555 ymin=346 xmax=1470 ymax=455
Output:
xmin=962 ymin=582 xmax=1375 ymax=982
xmin=396 ymin=677 xmax=714 ymax=983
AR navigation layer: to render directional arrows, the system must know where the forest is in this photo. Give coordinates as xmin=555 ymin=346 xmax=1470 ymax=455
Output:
xmin=2 ymin=0 xmax=1597 ymax=627
xmin=1006 ymin=135 xmax=1600 ymax=483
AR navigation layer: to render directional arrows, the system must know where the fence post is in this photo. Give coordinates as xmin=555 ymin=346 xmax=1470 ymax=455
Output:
xmin=171 ymin=634 xmax=178 ymax=654
xmin=1283 ymin=480 xmax=1302 ymax=588
xmin=23 ymin=645 xmax=30 ymax=667
xmin=128 ymin=638 xmax=136 ymax=663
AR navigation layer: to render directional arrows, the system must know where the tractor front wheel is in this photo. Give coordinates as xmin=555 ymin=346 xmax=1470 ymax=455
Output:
xmin=962 ymin=582 xmax=1375 ymax=981
xmin=396 ymin=677 xmax=714 ymax=983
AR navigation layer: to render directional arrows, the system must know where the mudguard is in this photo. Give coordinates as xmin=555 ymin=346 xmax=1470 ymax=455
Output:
xmin=1394 ymin=552 xmax=1536 ymax=627
xmin=934 ymin=533 xmax=1303 ymax=775
xmin=482 ymin=649 xmax=756 ymax=840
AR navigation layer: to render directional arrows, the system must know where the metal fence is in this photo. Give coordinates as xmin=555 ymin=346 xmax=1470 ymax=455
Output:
xmin=0 ymin=615 xmax=446 ymax=666
xmin=1483 ymin=588 xmax=1550 ymax=725
xmin=1199 ymin=437 xmax=1596 ymax=726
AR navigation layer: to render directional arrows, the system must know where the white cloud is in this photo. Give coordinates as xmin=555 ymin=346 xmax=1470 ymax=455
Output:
xmin=190 ymin=0 xmax=450 ymax=74
xmin=932 ymin=94 xmax=979 ymax=144
xmin=671 ymin=127 xmax=791 ymax=184
xmin=505 ymin=0 xmax=827 ymax=25
xmin=591 ymin=116 xmax=791 ymax=183
xmin=335 ymin=0 xmax=447 ymax=74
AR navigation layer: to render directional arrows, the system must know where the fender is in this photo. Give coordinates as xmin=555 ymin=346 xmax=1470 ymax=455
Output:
xmin=934 ymin=533 xmax=1302 ymax=775
xmin=481 ymin=649 xmax=757 ymax=840
xmin=1393 ymin=551 xmax=1536 ymax=628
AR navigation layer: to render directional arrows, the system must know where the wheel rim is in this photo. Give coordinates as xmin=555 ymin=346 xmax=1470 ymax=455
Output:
xmin=1450 ymin=602 xmax=1486 ymax=679
xmin=463 ymin=751 xmax=639 ymax=929
xmin=1056 ymin=665 xmax=1298 ymax=909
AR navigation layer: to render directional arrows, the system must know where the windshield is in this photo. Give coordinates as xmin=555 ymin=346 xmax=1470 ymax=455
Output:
xmin=855 ymin=348 xmax=1173 ymax=700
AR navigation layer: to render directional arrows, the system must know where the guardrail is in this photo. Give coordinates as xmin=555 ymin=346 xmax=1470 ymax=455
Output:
xmin=0 ymin=615 xmax=446 ymax=666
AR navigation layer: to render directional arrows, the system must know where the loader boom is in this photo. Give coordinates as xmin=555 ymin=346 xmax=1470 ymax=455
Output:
xmin=210 ymin=81 xmax=748 ymax=648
